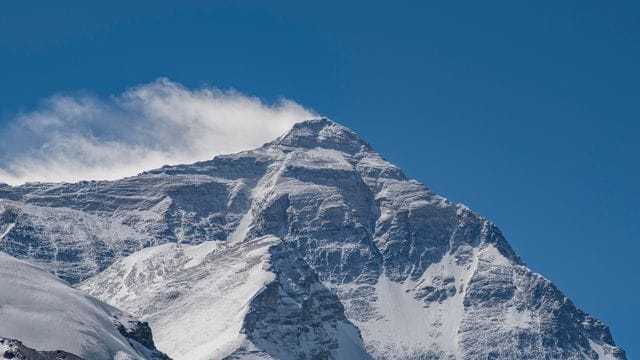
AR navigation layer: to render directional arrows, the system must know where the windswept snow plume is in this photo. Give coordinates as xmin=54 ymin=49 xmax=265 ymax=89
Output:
xmin=0 ymin=79 xmax=315 ymax=185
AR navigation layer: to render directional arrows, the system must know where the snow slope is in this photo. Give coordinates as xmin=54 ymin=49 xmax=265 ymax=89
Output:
xmin=81 ymin=238 xmax=274 ymax=359
xmin=0 ymin=252 xmax=166 ymax=360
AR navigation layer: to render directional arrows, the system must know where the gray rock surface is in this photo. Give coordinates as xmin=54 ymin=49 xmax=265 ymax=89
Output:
xmin=1 ymin=338 xmax=82 ymax=360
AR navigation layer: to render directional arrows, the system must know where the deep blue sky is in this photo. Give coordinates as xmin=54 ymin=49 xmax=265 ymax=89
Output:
xmin=1 ymin=1 xmax=638 ymax=356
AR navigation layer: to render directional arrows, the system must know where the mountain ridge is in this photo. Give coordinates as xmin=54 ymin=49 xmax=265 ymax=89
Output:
xmin=0 ymin=118 xmax=626 ymax=359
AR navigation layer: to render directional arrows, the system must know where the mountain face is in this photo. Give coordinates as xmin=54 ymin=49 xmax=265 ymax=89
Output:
xmin=78 ymin=237 xmax=369 ymax=360
xmin=0 ymin=118 xmax=626 ymax=359
xmin=0 ymin=252 xmax=167 ymax=360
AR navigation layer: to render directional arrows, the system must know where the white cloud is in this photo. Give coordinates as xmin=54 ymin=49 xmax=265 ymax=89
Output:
xmin=0 ymin=78 xmax=316 ymax=185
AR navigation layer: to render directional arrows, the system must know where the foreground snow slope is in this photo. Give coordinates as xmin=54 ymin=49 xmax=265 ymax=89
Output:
xmin=0 ymin=118 xmax=626 ymax=359
xmin=0 ymin=252 xmax=166 ymax=360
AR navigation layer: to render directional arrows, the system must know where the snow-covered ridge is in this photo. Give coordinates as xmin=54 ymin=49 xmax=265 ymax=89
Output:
xmin=0 ymin=118 xmax=626 ymax=359
xmin=81 ymin=237 xmax=276 ymax=359
xmin=0 ymin=252 xmax=166 ymax=360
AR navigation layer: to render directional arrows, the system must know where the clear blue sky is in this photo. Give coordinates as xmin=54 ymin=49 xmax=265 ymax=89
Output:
xmin=1 ymin=1 xmax=638 ymax=356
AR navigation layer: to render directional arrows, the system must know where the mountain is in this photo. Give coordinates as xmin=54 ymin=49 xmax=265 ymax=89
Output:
xmin=0 ymin=118 xmax=626 ymax=359
xmin=0 ymin=252 xmax=167 ymax=360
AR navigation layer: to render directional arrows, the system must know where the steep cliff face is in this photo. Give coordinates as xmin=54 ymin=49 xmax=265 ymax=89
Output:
xmin=0 ymin=119 xmax=625 ymax=359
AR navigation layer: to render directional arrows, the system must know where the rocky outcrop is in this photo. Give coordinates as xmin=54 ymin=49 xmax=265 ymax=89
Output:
xmin=0 ymin=338 xmax=82 ymax=360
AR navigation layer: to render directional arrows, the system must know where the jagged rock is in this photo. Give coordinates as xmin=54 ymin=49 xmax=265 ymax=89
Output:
xmin=0 ymin=338 xmax=82 ymax=360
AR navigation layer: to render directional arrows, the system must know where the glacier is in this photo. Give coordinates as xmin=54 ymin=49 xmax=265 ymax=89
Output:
xmin=0 ymin=118 xmax=626 ymax=359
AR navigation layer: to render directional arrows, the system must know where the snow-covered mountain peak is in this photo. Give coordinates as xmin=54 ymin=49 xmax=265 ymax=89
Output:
xmin=267 ymin=118 xmax=373 ymax=155
xmin=0 ymin=119 xmax=626 ymax=359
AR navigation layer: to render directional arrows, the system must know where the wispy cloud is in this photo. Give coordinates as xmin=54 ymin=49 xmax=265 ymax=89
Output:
xmin=0 ymin=79 xmax=316 ymax=185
